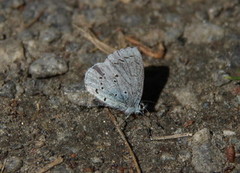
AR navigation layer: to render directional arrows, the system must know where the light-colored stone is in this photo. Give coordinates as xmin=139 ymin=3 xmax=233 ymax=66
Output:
xmin=191 ymin=128 xmax=225 ymax=173
xmin=0 ymin=39 xmax=24 ymax=72
xmin=184 ymin=23 xmax=224 ymax=44
xmin=173 ymin=86 xmax=199 ymax=110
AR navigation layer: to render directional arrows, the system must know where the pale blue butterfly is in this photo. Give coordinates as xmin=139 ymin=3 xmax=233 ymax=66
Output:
xmin=84 ymin=47 xmax=144 ymax=115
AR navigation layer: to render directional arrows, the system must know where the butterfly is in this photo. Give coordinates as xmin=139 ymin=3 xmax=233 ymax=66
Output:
xmin=84 ymin=47 xmax=144 ymax=115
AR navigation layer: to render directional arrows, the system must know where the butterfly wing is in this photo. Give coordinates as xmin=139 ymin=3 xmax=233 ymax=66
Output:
xmin=84 ymin=47 xmax=144 ymax=114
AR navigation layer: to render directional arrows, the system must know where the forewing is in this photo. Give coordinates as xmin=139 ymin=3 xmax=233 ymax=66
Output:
xmin=106 ymin=47 xmax=144 ymax=109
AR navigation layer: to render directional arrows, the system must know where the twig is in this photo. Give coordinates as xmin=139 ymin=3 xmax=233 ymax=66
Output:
xmin=73 ymin=24 xmax=116 ymax=54
xmin=0 ymin=159 xmax=6 ymax=173
xmin=107 ymin=110 xmax=142 ymax=173
xmin=150 ymin=133 xmax=193 ymax=141
xmin=36 ymin=156 xmax=63 ymax=173
xmin=125 ymin=35 xmax=165 ymax=59
xmin=183 ymin=120 xmax=195 ymax=128
xmin=24 ymin=9 xmax=45 ymax=29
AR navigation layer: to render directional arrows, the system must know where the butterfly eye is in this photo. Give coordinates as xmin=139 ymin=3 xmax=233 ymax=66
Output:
xmin=103 ymin=98 xmax=106 ymax=101
xmin=99 ymin=76 xmax=102 ymax=79
xmin=113 ymin=80 xmax=117 ymax=82
xmin=114 ymin=94 xmax=117 ymax=96
xmin=140 ymin=103 xmax=144 ymax=109
xmin=115 ymin=74 xmax=118 ymax=77
xmin=124 ymin=91 xmax=127 ymax=94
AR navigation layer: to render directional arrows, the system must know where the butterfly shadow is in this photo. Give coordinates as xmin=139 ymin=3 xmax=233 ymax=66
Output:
xmin=142 ymin=66 xmax=169 ymax=112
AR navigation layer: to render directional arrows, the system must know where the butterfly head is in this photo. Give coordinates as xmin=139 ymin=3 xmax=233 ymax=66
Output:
xmin=138 ymin=102 xmax=146 ymax=115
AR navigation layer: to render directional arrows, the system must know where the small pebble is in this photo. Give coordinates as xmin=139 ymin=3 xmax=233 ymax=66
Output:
xmin=29 ymin=54 xmax=68 ymax=78
xmin=0 ymin=81 xmax=17 ymax=98
xmin=173 ymin=87 xmax=199 ymax=110
xmin=35 ymin=135 xmax=46 ymax=147
xmin=164 ymin=27 xmax=183 ymax=45
xmin=184 ymin=23 xmax=224 ymax=44
xmin=202 ymin=102 xmax=210 ymax=109
xmin=44 ymin=11 xmax=71 ymax=32
xmin=0 ymin=39 xmax=24 ymax=72
xmin=164 ymin=13 xmax=182 ymax=25
xmin=160 ymin=152 xmax=176 ymax=161
xmin=178 ymin=150 xmax=191 ymax=162
xmin=223 ymin=130 xmax=236 ymax=137
xmin=211 ymin=70 xmax=231 ymax=87
xmin=91 ymin=157 xmax=103 ymax=164
xmin=80 ymin=8 xmax=109 ymax=26
xmin=39 ymin=28 xmax=61 ymax=43
xmin=65 ymin=42 xmax=81 ymax=53
xmin=62 ymin=83 xmax=100 ymax=107
xmin=15 ymin=84 xmax=24 ymax=97
xmin=4 ymin=156 xmax=23 ymax=173
xmin=191 ymin=128 xmax=225 ymax=173
xmin=23 ymin=79 xmax=44 ymax=95
xmin=120 ymin=14 xmax=142 ymax=27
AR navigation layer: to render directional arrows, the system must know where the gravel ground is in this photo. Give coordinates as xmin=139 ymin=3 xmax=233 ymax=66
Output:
xmin=0 ymin=0 xmax=240 ymax=172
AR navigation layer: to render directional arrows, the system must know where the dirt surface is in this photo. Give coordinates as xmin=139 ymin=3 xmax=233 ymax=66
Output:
xmin=0 ymin=0 xmax=240 ymax=172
